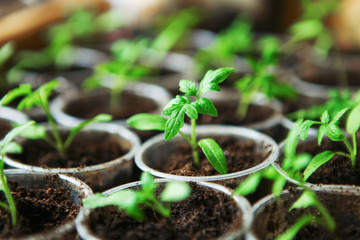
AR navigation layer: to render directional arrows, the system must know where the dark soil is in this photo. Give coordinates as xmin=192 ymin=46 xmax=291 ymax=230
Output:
xmin=63 ymin=90 xmax=158 ymax=120
xmin=253 ymin=188 xmax=360 ymax=240
xmin=0 ymin=178 xmax=79 ymax=238
xmin=0 ymin=118 xmax=12 ymax=140
xmin=86 ymin=183 xmax=243 ymax=240
xmin=7 ymin=130 xmax=129 ymax=169
xmin=281 ymin=94 xmax=326 ymax=117
xmin=297 ymin=64 xmax=360 ymax=87
xmin=283 ymin=137 xmax=360 ymax=186
xmin=259 ymin=123 xmax=288 ymax=143
xmin=190 ymin=101 xmax=276 ymax=126
xmin=156 ymin=136 xmax=271 ymax=177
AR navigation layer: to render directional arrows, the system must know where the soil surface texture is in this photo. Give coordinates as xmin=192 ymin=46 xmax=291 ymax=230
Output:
xmin=86 ymin=183 xmax=243 ymax=240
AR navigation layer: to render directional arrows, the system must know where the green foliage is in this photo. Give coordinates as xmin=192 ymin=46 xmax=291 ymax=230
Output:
xmin=0 ymin=80 xmax=112 ymax=156
xmin=0 ymin=121 xmax=36 ymax=227
xmin=127 ymin=67 xmax=233 ymax=174
xmin=299 ymin=106 xmax=360 ymax=180
xmin=83 ymin=172 xmax=191 ymax=220
xmin=0 ymin=42 xmax=14 ymax=69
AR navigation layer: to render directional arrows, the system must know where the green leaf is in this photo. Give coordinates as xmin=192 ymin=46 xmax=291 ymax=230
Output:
xmin=16 ymin=124 xmax=47 ymax=140
xmin=333 ymin=107 xmax=349 ymax=122
xmin=141 ymin=172 xmax=157 ymax=194
xmin=0 ymin=42 xmax=14 ymax=67
xmin=160 ymin=181 xmax=191 ymax=202
xmin=0 ymin=142 xmax=22 ymax=155
xmin=299 ymin=120 xmax=318 ymax=140
xmin=192 ymin=98 xmax=218 ymax=117
xmin=290 ymin=19 xmax=324 ymax=41
xmin=303 ymin=151 xmax=335 ymax=181
xmin=317 ymin=124 xmax=326 ymax=145
xmin=179 ymin=80 xmax=197 ymax=96
xmin=127 ymin=113 xmax=166 ymax=131
xmin=0 ymin=84 xmax=32 ymax=107
xmin=198 ymin=138 xmax=227 ymax=174
xmin=2 ymin=121 xmax=35 ymax=146
xmin=162 ymin=95 xmax=188 ymax=116
xmin=290 ymin=191 xmax=317 ymax=210
xmin=272 ymin=177 xmax=287 ymax=197
xmin=293 ymin=153 xmax=312 ymax=172
xmin=275 ymin=215 xmax=314 ymax=240
xmin=325 ymin=123 xmax=345 ymax=142
xmin=320 ymin=110 xmax=330 ymax=123
xmin=199 ymin=67 xmax=233 ymax=95
xmin=346 ymin=104 xmax=360 ymax=135
xmin=164 ymin=108 xmax=186 ymax=140
xmin=233 ymin=172 xmax=262 ymax=196
xmin=183 ymin=104 xmax=198 ymax=119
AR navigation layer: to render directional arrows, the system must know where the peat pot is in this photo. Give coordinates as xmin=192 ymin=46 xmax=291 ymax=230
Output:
xmin=248 ymin=187 xmax=360 ymax=239
xmin=4 ymin=123 xmax=140 ymax=192
xmin=135 ymin=125 xmax=279 ymax=188
xmin=0 ymin=170 xmax=93 ymax=239
xmin=75 ymin=179 xmax=253 ymax=240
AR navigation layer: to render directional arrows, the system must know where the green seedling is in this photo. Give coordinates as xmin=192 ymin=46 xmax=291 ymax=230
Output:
xmin=0 ymin=80 xmax=112 ymax=156
xmin=83 ymin=171 xmax=191 ymax=220
xmin=234 ymin=36 xmax=297 ymax=118
xmin=299 ymin=105 xmax=360 ymax=180
xmin=127 ymin=67 xmax=233 ymax=174
xmin=288 ymin=89 xmax=360 ymax=120
xmin=0 ymin=121 xmax=36 ymax=227
xmin=275 ymin=190 xmax=336 ymax=240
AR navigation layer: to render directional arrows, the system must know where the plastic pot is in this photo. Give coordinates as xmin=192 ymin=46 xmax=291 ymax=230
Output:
xmin=135 ymin=125 xmax=279 ymax=187
xmin=4 ymin=123 xmax=141 ymax=192
xmin=0 ymin=107 xmax=29 ymax=139
xmin=248 ymin=187 xmax=360 ymax=239
xmin=75 ymin=179 xmax=253 ymax=240
xmin=2 ymin=169 xmax=93 ymax=239
xmin=50 ymin=82 xmax=172 ymax=128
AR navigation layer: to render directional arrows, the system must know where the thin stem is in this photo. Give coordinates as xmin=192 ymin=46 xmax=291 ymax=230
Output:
xmin=353 ymin=134 xmax=357 ymax=166
xmin=343 ymin=138 xmax=356 ymax=167
xmin=191 ymin=118 xmax=199 ymax=168
xmin=0 ymin=166 xmax=16 ymax=226
xmin=315 ymin=201 xmax=336 ymax=232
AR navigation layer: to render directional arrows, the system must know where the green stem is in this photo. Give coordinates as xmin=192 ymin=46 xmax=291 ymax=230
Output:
xmin=191 ymin=118 xmax=199 ymax=168
xmin=315 ymin=201 xmax=336 ymax=232
xmin=0 ymin=167 xmax=16 ymax=226
xmin=343 ymin=138 xmax=356 ymax=167
xmin=353 ymin=134 xmax=357 ymax=167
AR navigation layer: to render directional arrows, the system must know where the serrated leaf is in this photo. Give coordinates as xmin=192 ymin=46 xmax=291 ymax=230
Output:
xmin=164 ymin=108 xmax=186 ymax=140
xmin=346 ymin=104 xmax=360 ymax=135
xmin=233 ymin=172 xmax=262 ymax=196
xmin=317 ymin=124 xmax=326 ymax=145
xmin=320 ymin=111 xmax=330 ymax=123
xmin=127 ymin=113 xmax=166 ymax=131
xmin=299 ymin=120 xmax=317 ymax=140
xmin=160 ymin=181 xmax=191 ymax=202
xmin=192 ymin=98 xmax=217 ymax=117
xmin=0 ymin=84 xmax=32 ymax=107
xmin=198 ymin=138 xmax=227 ymax=174
xmin=325 ymin=123 xmax=345 ymax=142
xmin=184 ymin=104 xmax=198 ymax=119
xmin=179 ymin=80 xmax=197 ymax=96
xmin=199 ymin=67 xmax=233 ymax=95
xmin=162 ymin=95 xmax=188 ymax=116
xmin=303 ymin=151 xmax=335 ymax=181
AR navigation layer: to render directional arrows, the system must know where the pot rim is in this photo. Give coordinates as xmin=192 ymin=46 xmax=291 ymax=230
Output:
xmin=0 ymin=106 xmax=29 ymax=124
xmin=135 ymin=125 xmax=279 ymax=182
xmin=76 ymin=179 xmax=253 ymax=240
xmin=4 ymin=123 xmax=141 ymax=173
xmin=50 ymin=82 xmax=172 ymax=127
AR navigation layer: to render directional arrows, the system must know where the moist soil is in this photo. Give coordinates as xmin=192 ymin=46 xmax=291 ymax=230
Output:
xmin=63 ymin=90 xmax=158 ymax=120
xmin=7 ymin=130 xmax=129 ymax=169
xmin=282 ymin=136 xmax=360 ymax=186
xmin=190 ymin=101 xmax=276 ymax=126
xmin=86 ymin=183 xmax=243 ymax=240
xmin=0 ymin=177 xmax=79 ymax=238
xmin=253 ymin=188 xmax=360 ymax=240
xmin=156 ymin=136 xmax=271 ymax=178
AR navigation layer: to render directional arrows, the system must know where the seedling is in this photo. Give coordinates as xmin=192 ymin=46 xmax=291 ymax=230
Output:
xmin=83 ymin=171 xmax=191 ymax=220
xmin=234 ymin=36 xmax=297 ymax=118
xmin=0 ymin=80 xmax=112 ymax=157
xmin=127 ymin=67 xmax=233 ymax=174
xmin=299 ymin=105 xmax=360 ymax=180
xmin=0 ymin=121 xmax=36 ymax=227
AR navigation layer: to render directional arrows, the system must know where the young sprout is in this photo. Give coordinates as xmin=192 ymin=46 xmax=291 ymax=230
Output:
xmin=234 ymin=37 xmax=297 ymax=118
xmin=299 ymin=105 xmax=360 ymax=180
xmin=0 ymin=121 xmax=36 ymax=227
xmin=0 ymin=80 xmax=112 ymax=157
xmin=127 ymin=67 xmax=233 ymax=174
xmin=83 ymin=171 xmax=191 ymax=220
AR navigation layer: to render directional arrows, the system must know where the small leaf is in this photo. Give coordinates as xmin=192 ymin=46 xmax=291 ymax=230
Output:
xmin=192 ymin=98 xmax=217 ymax=117
xmin=199 ymin=67 xmax=233 ymax=95
xmin=179 ymin=80 xmax=197 ymax=96
xmin=162 ymin=95 xmax=188 ymax=116
xmin=272 ymin=177 xmax=287 ymax=197
xmin=2 ymin=121 xmax=35 ymax=146
xmin=317 ymin=125 xmax=326 ymax=145
xmin=141 ymin=172 xmax=157 ymax=194
xmin=293 ymin=153 xmax=312 ymax=172
xmin=303 ymin=151 xmax=335 ymax=181
xmin=290 ymin=19 xmax=324 ymax=41
xmin=183 ymin=104 xmax=198 ymax=119
xmin=346 ymin=104 xmax=360 ymax=135
xmin=325 ymin=123 xmax=345 ymax=142
xmin=164 ymin=109 xmax=186 ymax=140
xmin=0 ymin=42 xmax=14 ymax=67
xmin=198 ymin=138 xmax=227 ymax=174
xmin=0 ymin=84 xmax=32 ymax=106
xmin=333 ymin=107 xmax=349 ymax=122
xmin=127 ymin=114 xmax=166 ymax=131
xmin=290 ymin=191 xmax=317 ymax=210
xmin=320 ymin=111 xmax=330 ymax=124
xmin=299 ymin=120 xmax=318 ymax=140
xmin=1 ymin=142 xmax=22 ymax=155
xmin=16 ymin=124 xmax=47 ymax=140
xmin=275 ymin=215 xmax=314 ymax=240
xmin=233 ymin=172 xmax=262 ymax=196
xmin=160 ymin=181 xmax=191 ymax=202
